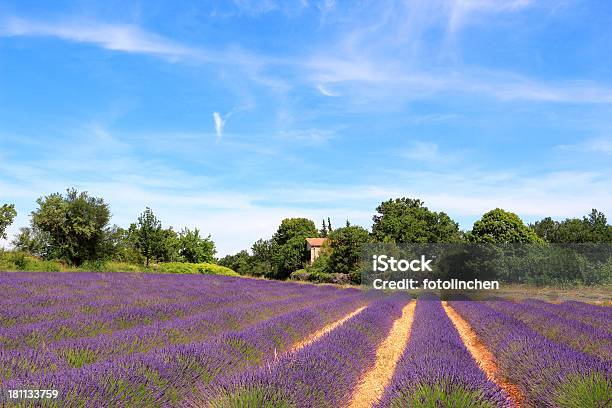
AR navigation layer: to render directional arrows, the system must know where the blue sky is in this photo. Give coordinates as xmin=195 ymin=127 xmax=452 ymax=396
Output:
xmin=1 ymin=0 xmax=611 ymax=255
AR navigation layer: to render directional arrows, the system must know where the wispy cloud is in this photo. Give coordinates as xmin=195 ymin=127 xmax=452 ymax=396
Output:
xmin=448 ymin=0 xmax=533 ymax=33
xmin=558 ymin=137 xmax=612 ymax=155
xmin=212 ymin=112 xmax=226 ymax=139
xmin=276 ymin=128 xmax=335 ymax=145
xmin=399 ymin=142 xmax=440 ymax=162
xmin=1 ymin=122 xmax=611 ymax=254
xmin=306 ymin=57 xmax=612 ymax=104
xmin=4 ymin=9 xmax=612 ymax=105
xmin=0 ymin=17 xmax=198 ymax=59
xmin=316 ymin=84 xmax=339 ymax=97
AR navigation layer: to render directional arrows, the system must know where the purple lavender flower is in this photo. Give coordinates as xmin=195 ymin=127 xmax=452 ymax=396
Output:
xmin=377 ymin=297 xmax=510 ymax=408
xmin=451 ymin=300 xmax=611 ymax=407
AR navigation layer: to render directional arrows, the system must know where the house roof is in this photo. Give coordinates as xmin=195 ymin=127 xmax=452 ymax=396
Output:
xmin=306 ymin=237 xmax=328 ymax=247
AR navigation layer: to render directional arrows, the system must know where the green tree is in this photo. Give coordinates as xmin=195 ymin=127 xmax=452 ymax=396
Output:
xmin=531 ymin=209 xmax=611 ymax=243
xmin=218 ymin=250 xmax=251 ymax=275
xmin=178 ymin=228 xmax=216 ymax=263
xmin=531 ymin=217 xmax=559 ymax=242
xmin=325 ymin=225 xmax=370 ymax=282
xmin=250 ymin=238 xmax=276 ymax=277
xmin=132 ymin=207 xmax=163 ymax=267
xmin=467 ymin=208 xmax=543 ymax=243
xmin=12 ymin=226 xmax=50 ymax=257
xmin=271 ymin=218 xmax=318 ymax=279
xmin=252 ymin=238 xmax=274 ymax=264
xmin=320 ymin=219 xmax=328 ymax=237
xmin=0 ymin=204 xmax=17 ymax=240
xmin=105 ymin=226 xmax=143 ymax=264
xmin=30 ymin=189 xmax=111 ymax=265
xmin=157 ymin=227 xmax=181 ymax=262
xmin=371 ymin=198 xmax=461 ymax=243
xmin=582 ymin=209 xmax=612 ymax=242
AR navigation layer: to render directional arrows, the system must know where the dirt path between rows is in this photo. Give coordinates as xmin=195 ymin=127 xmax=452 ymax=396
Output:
xmin=442 ymin=301 xmax=524 ymax=407
xmin=348 ymin=300 xmax=417 ymax=408
xmin=289 ymin=305 xmax=367 ymax=353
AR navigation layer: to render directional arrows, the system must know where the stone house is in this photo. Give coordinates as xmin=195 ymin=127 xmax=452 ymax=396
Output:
xmin=306 ymin=238 xmax=328 ymax=264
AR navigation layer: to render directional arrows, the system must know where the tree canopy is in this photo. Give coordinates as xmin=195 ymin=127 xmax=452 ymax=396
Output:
xmin=531 ymin=209 xmax=612 ymax=243
xmin=0 ymin=204 xmax=17 ymax=240
xmin=270 ymin=218 xmax=318 ymax=279
xmin=325 ymin=225 xmax=370 ymax=282
xmin=178 ymin=227 xmax=216 ymax=263
xmin=371 ymin=198 xmax=461 ymax=243
xmin=131 ymin=207 xmax=164 ymax=267
xmin=467 ymin=208 xmax=543 ymax=244
xmin=28 ymin=189 xmax=111 ymax=265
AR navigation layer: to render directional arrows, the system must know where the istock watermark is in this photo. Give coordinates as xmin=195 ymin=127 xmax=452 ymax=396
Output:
xmin=371 ymin=277 xmax=499 ymax=290
xmin=361 ymin=243 xmax=612 ymax=295
xmin=372 ymin=254 xmax=433 ymax=272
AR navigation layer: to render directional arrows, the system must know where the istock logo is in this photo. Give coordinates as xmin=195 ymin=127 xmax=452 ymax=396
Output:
xmin=372 ymin=255 xmax=433 ymax=272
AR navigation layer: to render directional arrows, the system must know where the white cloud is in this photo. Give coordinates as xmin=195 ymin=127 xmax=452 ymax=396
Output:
xmin=4 ymin=9 xmax=612 ymax=106
xmin=2 ymin=140 xmax=611 ymax=255
xmin=306 ymin=56 xmax=612 ymax=104
xmin=316 ymin=83 xmax=339 ymax=97
xmin=448 ymin=0 xmax=533 ymax=33
xmin=399 ymin=142 xmax=440 ymax=162
xmin=558 ymin=137 xmax=612 ymax=155
xmin=213 ymin=112 xmax=226 ymax=139
xmin=0 ymin=18 xmax=198 ymax=60
xmin=276 ymin=128 xmax=335 ymax=145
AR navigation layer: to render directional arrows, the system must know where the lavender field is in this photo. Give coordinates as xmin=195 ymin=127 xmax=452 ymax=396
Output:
xmin=0 ymin=272 xmax=610 ymax=407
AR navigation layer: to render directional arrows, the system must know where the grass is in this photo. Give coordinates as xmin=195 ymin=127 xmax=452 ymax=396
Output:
xmin=389 ymin=383 xmax=498 ymax=408
xmin=494 ymin=283 xmax=612 ymax=305
xmin=208 ymin=387 xmax=294 ymax=408
xmin=554 ymin=373 xmax=611 ymax=408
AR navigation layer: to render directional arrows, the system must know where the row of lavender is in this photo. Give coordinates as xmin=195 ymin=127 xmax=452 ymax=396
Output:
xmin=450 ymin=299 xmax=611 ymax=407
xmin=485 ymin=299 xmax=611 ymax=361
xmin=0 ymin=291 xmax=357 ymax=381
xmin=3 ymin=292 xmax=372 ymax=406
xmin=192 ymin=295 xmax=510 ymax=408
xmin=0 ymin=280 xmax=345 ymax=354
xmin=0 ymin=273 xmax=365 ymax=385
xmin=1 ymin=272 xmax=609 ymax=407
xmin=191 ymin=294 xmax=410 ymax=407
xmin=377 ymin=297 xmax=510 ymax=407
xmin=186 ymin=295 xmax=609 ymax=408
xmin=0 ymin=272 xmax=349 ymax=328
xmin=523 ymin=299 xmax=612 ymax=333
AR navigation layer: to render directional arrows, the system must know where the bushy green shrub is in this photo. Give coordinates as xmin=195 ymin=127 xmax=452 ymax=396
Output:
xmin=154 ymin=262 xmax=238 ymax=276
xmin=103 ymin=262 xmax=146 ymax=273
xmin=79 ymin=259 xmax=106 ymax=272
xmin=0 ymin=251 xmax=64 ymax=272
xmin=308 ymin=271 xmax=336 ymax=283
xmin=289 ymin=269 xmax=350 ymax=285
xmin=289 ymin=269 xmax=309 ymax=281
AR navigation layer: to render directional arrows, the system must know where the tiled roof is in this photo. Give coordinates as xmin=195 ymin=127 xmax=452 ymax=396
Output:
xmin=306 ymin=237 xmax=328 ymax=247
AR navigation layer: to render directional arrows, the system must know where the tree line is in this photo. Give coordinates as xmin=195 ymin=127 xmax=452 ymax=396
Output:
xmin=2 ymin=192 xmax=611 ymax=282
xmin=1 ymin=189 xmax=215 ymax=267
xmin=218 ymin=198 xmax=612 ymax=284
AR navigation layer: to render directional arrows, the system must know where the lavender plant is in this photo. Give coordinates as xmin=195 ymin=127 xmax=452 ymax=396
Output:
xmin=450 ymin=300 xmax=611 ymax=407
xmin=486 ymin=299 xmax=612 ymax=360
xmin=193 ymin=294 xmax=410 ymax=408
xmin=377 ymin=297 xmax=510 ymax=408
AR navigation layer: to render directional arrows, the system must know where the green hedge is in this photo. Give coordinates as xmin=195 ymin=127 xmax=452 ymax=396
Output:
xmin=0 ymin=251 xmax=64 ymax=272
xmin=154 ymin=262 xmax=239 ymax=276
xmin=289 ymin=269 xmax=351 ymax=284
xmin=0 ymin=251 xmax=239 ymax=277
